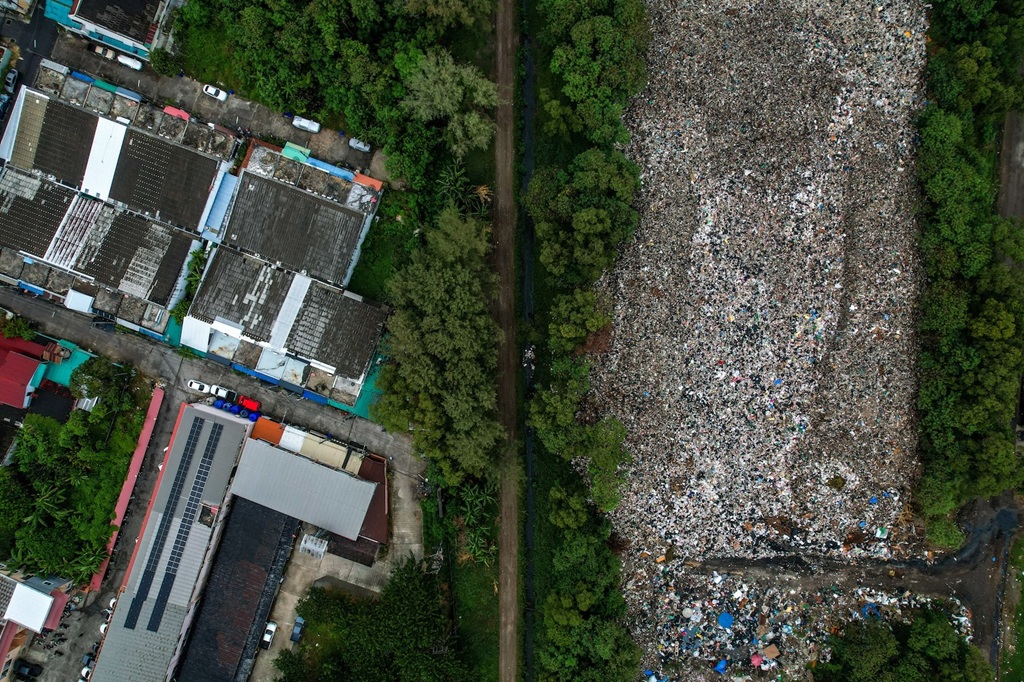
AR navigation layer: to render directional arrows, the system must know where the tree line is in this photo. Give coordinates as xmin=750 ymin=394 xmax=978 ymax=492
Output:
xmin=524 ymin=0 xmax=649 ymax=676
xmin=815 ymin=609 xmax=989 ymax=682
xmin=164 ymin=0 xmax=496 ymax=190
xmin=914 ymin=0 xmax=1024 ymax=545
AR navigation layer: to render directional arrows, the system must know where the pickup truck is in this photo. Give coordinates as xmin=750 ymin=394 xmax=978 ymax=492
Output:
xmin=210 ymin=385 xmax=237 ymax=402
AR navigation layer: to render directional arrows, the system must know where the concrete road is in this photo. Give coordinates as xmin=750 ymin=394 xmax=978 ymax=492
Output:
xmin=0 ymin=287 xmax=415 ymax=460
xmin=47 ymin=33 xmax=376 ymax=172
xmin=0 ymin=2 xmax=58 ymax=90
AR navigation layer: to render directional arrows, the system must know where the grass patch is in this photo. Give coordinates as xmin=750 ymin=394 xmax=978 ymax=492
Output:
xmin=464 ymin=138 xmax=496 ymax=188
xmin=347 ymin=191 xmax=421 ymax=302
xmin=449 ymin=16 xmax=496 ymax=76
xmin=451 ymin=557 xmax=501 ymax=677
xmin=179 ymin=20 xmax=243 ymax=91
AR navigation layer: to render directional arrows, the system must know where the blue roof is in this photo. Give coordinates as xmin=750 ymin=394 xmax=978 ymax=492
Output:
xmin=203 ymin=173 xmax=238 ymax=241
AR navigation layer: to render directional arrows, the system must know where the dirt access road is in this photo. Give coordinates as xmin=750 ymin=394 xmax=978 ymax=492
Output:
xmin=494 ymin=0 xmax=520 ymax=673
xmin=701 ymin=493 xmax=1021 ymax=665
xmin=998 ymin=110 xmax=1024 ymax=219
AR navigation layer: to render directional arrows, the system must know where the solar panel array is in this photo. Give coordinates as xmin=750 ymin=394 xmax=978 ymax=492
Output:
xmin=146 ymin=422 xmax=222 ymax=631
xmin=124 ymin=417 xmax=205 ymax=630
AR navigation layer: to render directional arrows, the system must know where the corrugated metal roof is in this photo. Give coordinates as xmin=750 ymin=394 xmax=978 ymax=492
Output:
xmin=231 ymin=439 xmax=375 ymax=541
xmin=92 ymin=405 xmax=250 ymax=682
xmin=202 ymin=172 xmax=237 ymax=240
xmin=175 ymin=498 xmax=299 ymax=682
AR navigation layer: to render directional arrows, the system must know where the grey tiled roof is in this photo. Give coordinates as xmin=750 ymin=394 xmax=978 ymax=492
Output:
xmin=73 ymin=211 xmax=194 ymax=306
xmin=224 ymin=173 xmax=364 ymax=285
xmin=108 ymin=129 xmax=220 ymax=230
xmin=189 ymin=248 xmax=294 ymax=343
xmin=287 ymin=287 xmax=387 ymax=381
xmin=10 ymin=96 xmax=97 ymax=187
xmin=0 ymin=168 xmax=75 ymax=256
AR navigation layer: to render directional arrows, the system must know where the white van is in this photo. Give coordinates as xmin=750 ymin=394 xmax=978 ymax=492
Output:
xmin=117 ymin=54 xmax=143 ymax=71
xmin=292 ymin=116 xmax=321 ymax=133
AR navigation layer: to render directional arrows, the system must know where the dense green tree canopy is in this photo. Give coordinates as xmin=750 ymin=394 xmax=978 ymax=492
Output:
xmin=373 ymin=207 xmax=504 ymax=484
xmin=913 ymin=0 xmax=1024 ymax=539
xmin=527 ymin=147 xmax=641 ymax=283
xmin=0 ymin=359 xmax=146 ymax=579
xmin=274 ymin=559 xmax=470 ymax=681
xmin=815 ymin=611 xmax=990 ymax=682
xmin=175 ymin=0 xmax=496 ymax=187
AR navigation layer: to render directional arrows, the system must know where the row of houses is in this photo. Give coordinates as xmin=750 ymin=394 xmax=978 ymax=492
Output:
xmin=0 ymin=65 xmax=389 ymax=408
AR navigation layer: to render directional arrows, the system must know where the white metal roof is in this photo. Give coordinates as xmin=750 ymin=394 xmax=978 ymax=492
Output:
xmin=4 ymin=583 xmax=53 ymax=633
xmin=81 ymin=116 xmax=127 ymax=201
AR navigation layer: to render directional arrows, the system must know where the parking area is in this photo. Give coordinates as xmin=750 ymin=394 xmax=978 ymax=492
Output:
xmin=47 ymin=33 xmax=380 ymax=175
xmin=247 ymin=520 xmax=397 ymax=682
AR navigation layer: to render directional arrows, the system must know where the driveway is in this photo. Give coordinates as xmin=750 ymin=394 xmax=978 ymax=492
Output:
xmin=0 ymin=1 xmax=58 ymax=87
xmin=47 ymin=33 xmax=377 ymax=172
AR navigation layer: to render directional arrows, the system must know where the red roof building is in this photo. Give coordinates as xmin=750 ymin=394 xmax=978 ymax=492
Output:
xmin=0 ymin=349 xmax=41 ymax=409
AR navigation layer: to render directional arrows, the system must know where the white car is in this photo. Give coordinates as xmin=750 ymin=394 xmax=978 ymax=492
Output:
xmin=202 ymin=84 xmax=228 ymax=101
xmin=81 ymin=667 xmax=92 ymax=680
xmin=261 ymin=621 xmax=277 ymax=649
xmin=186 ymin=380 xmax=211 ymax=393
xmin=292 ymin=116 xmax=321 ymax=133
xmin=348 ymin=137 xmax=371 ymax=153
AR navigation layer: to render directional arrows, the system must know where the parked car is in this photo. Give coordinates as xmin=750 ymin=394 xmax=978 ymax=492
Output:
xmin=79 ymin=667 xmax=92 ymax=680
xmin=117 ymin=54 xmax=143 ymax=70
xmin=4 ymin=69 xmax=18 ymax=95
xmin=291 ymin=116 xmax=321 ymax=133
xmin=91 ymin=316 xmax=115 ymax=332
xmin=12 ymin=659 xmax=41 ymax=678
xmin=0 ymin=94 xmax=12 ymax=120
xmin=290 ymin=616 xmax=305 ymax=642
xmin=238 ymin=395 xmax=261 ymax=412
xmin=91 ymin=44 xmax=116 ymax=59
xmin=348 ymin=137 xmax=371 ymax=153
xmin=210 ymin=385 xmax=237 ymax=402
xmin=260 ymin=621 xmax=277 ymax=649
xmin=202 ymin=84 xmax=228 ymax=101
xmin=186 ymin=379 xmax=211 ymax=393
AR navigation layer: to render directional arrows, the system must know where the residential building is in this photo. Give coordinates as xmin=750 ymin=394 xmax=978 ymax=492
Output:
xmin=0 ymin=574 xmax=72 ymax=682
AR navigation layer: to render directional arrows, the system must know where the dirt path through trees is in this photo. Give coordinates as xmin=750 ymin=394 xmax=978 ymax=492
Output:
xmin=494 ymin=0 xmax=519 ymax=677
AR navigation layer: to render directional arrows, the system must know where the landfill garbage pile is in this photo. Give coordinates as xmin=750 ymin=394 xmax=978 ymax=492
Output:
xmin=627 ymin=564 xmax=972 ymax=681
xmin=592 ymin=0 xmax=927 ymax=559
xmin=589 ymin=0 xmax=930 ymax=674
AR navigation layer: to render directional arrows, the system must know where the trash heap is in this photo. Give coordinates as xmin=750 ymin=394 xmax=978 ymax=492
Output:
xmin=630 ymin=566 xmax=972 ymax=681
xmin=587 ymin=0 xmax=932 ymax=674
